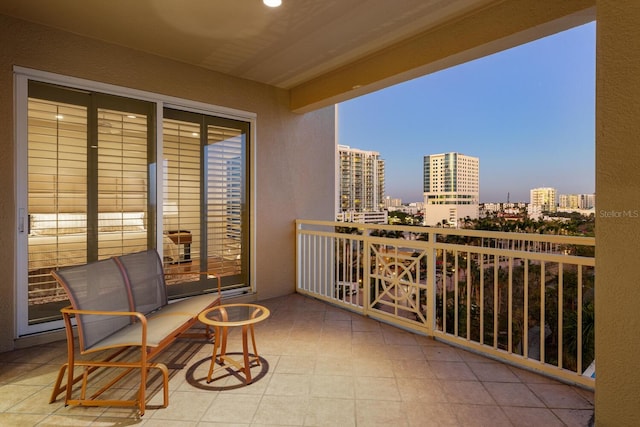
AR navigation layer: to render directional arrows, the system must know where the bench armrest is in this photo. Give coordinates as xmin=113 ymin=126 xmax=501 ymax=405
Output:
xmin=61 ymin=307 xmax=150 ymax=349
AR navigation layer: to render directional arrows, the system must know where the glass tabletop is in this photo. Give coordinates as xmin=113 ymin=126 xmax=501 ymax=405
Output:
xmin=199 ymin=303 xmax=270 ymax=327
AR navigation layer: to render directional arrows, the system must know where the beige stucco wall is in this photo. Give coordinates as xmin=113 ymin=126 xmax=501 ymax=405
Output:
xmin=595 ymin=1 xmax=640 ymax=425
xmin=0 ymin=15 xmax=336 ymax=352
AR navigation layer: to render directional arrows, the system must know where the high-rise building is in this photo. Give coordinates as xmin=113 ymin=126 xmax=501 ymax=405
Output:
xmin=422 ymin=152 xmax=479 ymax=227
xmin=337 ymin=145 xmax=385 ymax=214
xmin=530 ymin=187 xmax=557 ymax=212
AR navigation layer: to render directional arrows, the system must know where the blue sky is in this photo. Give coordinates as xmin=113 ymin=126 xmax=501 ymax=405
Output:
xmin=337 ymin=22 xmax=596 ymax=204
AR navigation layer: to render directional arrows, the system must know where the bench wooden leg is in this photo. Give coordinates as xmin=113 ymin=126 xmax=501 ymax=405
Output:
xmin=49 ymin=363 xmax=68 ymax=404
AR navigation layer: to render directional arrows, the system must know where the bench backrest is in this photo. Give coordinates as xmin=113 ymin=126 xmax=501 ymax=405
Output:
xmin=52 ymin=249 xmax=168 ymax=351
xmin=114 ymin=249 xmax=168 ymax=315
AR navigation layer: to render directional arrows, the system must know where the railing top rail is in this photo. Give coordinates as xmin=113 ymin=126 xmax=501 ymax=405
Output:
xmin=296 ymin=219 xmax=595 ymax=247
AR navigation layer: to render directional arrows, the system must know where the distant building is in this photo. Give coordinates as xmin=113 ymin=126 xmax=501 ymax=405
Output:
xmin=383 ymin=196 xmax=402 ymax=209
xmin=422 ymin=152 xmax=479 ymax=227
xmin=336 ymin=210 xmax=388 ymax=224
xmin=559 ymin=193 xmax=595 ymax=210
xmin=530 ymin=187 xmax=557 ymax=213
xmin=337 ymin=145 xmax=385 ymax=222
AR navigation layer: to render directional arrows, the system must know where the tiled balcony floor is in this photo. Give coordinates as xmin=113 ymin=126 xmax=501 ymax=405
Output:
xmin=0 ymin=293 xmax=594 ymax=426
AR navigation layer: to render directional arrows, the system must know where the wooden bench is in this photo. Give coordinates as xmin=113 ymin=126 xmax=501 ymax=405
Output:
xmin=48 ymin=249 xmax=222 ymax=416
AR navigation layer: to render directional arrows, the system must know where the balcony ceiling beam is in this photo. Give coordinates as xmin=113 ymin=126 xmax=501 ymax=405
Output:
xmin=290 ymin=0 xmax=595 ymax=113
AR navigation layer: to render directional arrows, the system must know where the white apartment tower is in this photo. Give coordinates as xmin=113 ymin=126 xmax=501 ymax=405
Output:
xmin=423 ymin=152 xmax=479 ymax=227
xmin=337 ymin=145 xmax=385 ymax=214
xmin=530 ymin=187 xmax=557 ymax=212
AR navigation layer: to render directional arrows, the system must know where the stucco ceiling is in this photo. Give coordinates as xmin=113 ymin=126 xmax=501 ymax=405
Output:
xmin=0 ymin=0 xmax=595 ymax=112
xmin=1 ymin=0 xmax=499 ymax=88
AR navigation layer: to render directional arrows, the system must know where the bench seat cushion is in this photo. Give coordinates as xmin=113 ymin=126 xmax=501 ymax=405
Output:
xmin=155 ymin=293 xmax=218 ymax=317
xmin=85 ymin=293 xmax=218 ymax=351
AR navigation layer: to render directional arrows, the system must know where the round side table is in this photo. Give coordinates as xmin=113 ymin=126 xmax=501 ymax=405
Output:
xmin=198 ymin=303 xmax=270 ymax=384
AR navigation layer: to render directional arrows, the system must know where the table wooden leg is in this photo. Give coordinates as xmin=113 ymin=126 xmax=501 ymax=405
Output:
xmin=207 ymin=325 xmax=221 ymax=383
xmin=242 ymin=325 xmax=252 ymax=383
xmin=220 ymin=325 xmax=228 ymax=356
xmin=249 ymin=324 xmax=261 ymax=366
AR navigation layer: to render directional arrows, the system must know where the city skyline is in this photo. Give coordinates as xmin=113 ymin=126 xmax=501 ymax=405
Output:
xmin=337 ymin=22 xmax=595 ymax=204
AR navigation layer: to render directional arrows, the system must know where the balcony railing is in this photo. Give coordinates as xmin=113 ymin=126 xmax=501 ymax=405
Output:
xmin=296 ymin=219 xmax=595 ymax=389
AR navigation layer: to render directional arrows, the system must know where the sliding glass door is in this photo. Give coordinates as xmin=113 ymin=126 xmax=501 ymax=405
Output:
xmin=25 ymin=81 xmax=155 ymax=325
xmin=162 ymin=109 xmax=250 ymax=296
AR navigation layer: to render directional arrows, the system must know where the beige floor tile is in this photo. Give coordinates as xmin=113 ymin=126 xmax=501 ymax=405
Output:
xmin=502 ymin=406 xmax=565 ymax=427
xmin=0 ymin=412 xmax=48 ymax=427
xmin=0 ymin=363 xmax=41 ymax=384
xmin=200 ymin=393 xmax=261 ymax=424
xmin=316 ymin=340 xmax=352 ymax=358
xmin=304 ymin=396 xmax=356 ymax=427
xmin=317 ymin=331 xmax=349 ymax=345
xmin=422 ymin=345 xmax=464 ymax=362
xmin=467 ymin=361 xmax=521 ymax=382
xmin=403 ymin=401 xmax=459 ymax=426
xmin=394 ymin=359 xmax=435 ymax=379
xmin=321 ymin=319 xmax=352 ymax=331
xmin=483 ymin=382 xmax=545 ymax=407
xmin=34 ymin=414 xmax=98 ymax=426
xmin=0 ymin=384 xmax=43 ymax=412
xmin=396 ymin=377 xmax=448 ymax=403
xmin=147 ymin=390 xmax=215 ymax=421
xmin=573 ymin=386 xmax=595 ymax=405
xmin=252 ymin=395 xmax=309 ymax=425
xmin=353 ymin=330 xmax=385 ymax=344
xmin=264 ymin=372 xmax=312 ymax=396
xmin=352 ymin=356 xmax=395 ymax=377
xmin=281 ymin=338 xmax=322 ymax=356
xmin=429 ymin=361 xmax=478 ymax=381
xmin=5 ymin=386 xmax=66 ymax=414
xmin=310 ymin=375 xmax=354 ymax=399
xmin=440 ymin=380 xmax=495 ymax=405
xmin=314 ymin=356 xmax=354 ymax=376
xmin=382 ymin=330 xmax=420 ymax=345
xmin=274 ymin=355 xmax=316 ymax=374
xmin=139 ymin=420 xmax=198 ymax=427
xmin=352 ymin=343 xmax=389 ymax=360
xmin=508 ymin=366 xmax=559 ymax=384
xmin=385 ymin=343 xmax=427 ymax=360
xmin=451 ymin=403 xmax=513 ymax=427
xmin=10 ymin=364 xmax=61 ymax=387
xmin=528 ymin=383 xmax=594 ymax=409
xmin=355 ymin=376 xmax=401 ymax=401
xmin=54 ymin=402 xmax=107 ymax=418
xmin=552 ymin=408 xmax=595 ymax=427
xmin=325 ymin=310 xmax=354 ymax=322
xmin=351 ymin=318 xmax=383 ymax=332
xmin=357 ymin=399 xmax=409 ymax=426
xmin=209 ymin=371 xmax=272 ymax=395
xmin=456 ymin=350 xmax=501 ymax=364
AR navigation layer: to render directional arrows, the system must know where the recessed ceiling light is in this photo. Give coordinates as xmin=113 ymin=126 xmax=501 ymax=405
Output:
xmin=263 ymin=0 xmax=282 ymax=7
xmin=55 ymin=114 xmax=64 ymax=120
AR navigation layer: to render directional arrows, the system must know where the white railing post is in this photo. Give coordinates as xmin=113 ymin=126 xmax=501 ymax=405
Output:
xmin=362 ymin=226 xmax=371 ymax=316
